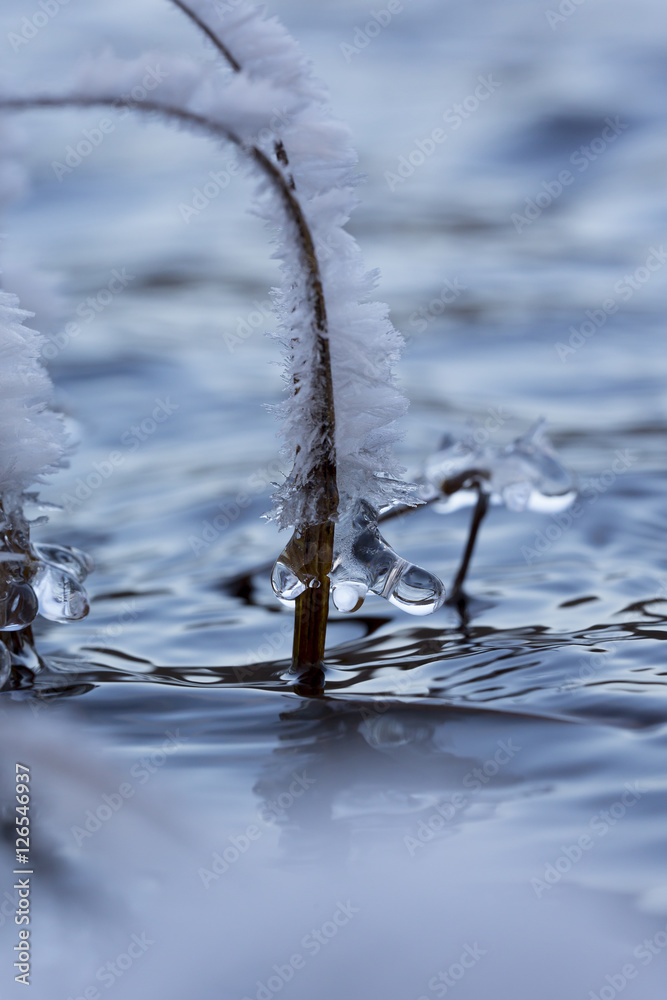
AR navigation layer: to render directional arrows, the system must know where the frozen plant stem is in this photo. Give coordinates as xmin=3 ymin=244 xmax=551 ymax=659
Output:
xmin=0 ymin=2 xmax=339 ymax=672
xmin=289 ymin=519 xmax=335 ymax=669
xmin=0 ymin=500 xmax=34 ymax=663
xmin=447 ymin=484 xmax=489 ymax=606
xmin=168 ymin=0 xmax=338 ymax=671
xmin=0 ymin=286 xmax=92 ymax=671
xmin=2 ymin=1 xmax=447 ymax=677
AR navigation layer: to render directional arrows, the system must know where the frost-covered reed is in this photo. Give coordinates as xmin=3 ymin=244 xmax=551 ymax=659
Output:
xmin=0 ymin=289 xmax=68 ymax=508
xmin=0 ymin=285 xmax=93 ymax=675
xmin=0 ymin=0 xmax=445 ymax=674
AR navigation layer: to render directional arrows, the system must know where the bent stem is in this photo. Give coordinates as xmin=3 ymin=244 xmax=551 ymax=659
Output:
xmin=0 ymin=13 xmax=340 ymax=673
xmin=169 ymin=0 xmax=338 ymax=672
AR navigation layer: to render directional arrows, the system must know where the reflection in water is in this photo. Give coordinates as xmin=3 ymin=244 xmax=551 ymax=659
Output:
xmin=9 ymin=676 xmax=667 ymax=999
xmin=252 ymin=696 xmax=527 ymax=867
xmin=5 ymin=587 xmax=667 ymax=728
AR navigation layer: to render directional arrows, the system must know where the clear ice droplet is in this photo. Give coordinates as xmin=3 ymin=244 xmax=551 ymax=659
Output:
xmin=271 ymin=501 xmax=445 ymax=615
xmin=0 ymin=582 xmax=39 ymax=631
xmin=331 ymin=581 xmax=368 ymax=613
xmin=271 ymin=528 xmax=326 ymax=606
xmin=32 ymin=563 xmax=89 ymax=622
xmin=271 ymin=556 xmax=307 ymax=605
xmin=33 ymin=543 xmax=94 ymax=582
xmin=385 ymin=564 xmax=444 ymax=615
xmin=331 ymin=500 xmax=445 ymax=615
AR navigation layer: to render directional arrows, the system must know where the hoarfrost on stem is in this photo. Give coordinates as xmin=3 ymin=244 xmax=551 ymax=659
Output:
xmin=0 ymin=0 xmax=444 ymax=623
xmin=32 ymin=1 xmax=418 ymax=525
xmin=0 ymin=286 xmax=91 ymax=640
xmin=0 ymin=288 xmax=67 ymax=501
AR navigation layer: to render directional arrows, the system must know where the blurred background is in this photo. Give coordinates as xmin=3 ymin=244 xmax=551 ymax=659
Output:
xmin=1 ymin=1 xmax=667 ymax=997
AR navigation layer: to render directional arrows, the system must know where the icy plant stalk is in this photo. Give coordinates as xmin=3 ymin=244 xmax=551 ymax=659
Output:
xmin=0 ymin=288 xmax=92 ymax=676
xmin=0 ymin=0 xmax=445 ymax=672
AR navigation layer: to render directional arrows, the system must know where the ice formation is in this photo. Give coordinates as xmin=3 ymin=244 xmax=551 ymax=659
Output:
xmin=273 ymin=499 xmax=445 ymax=616
xmin=0 ymin=290 xmax=67 ymax=497
xmin=0 ymin=287 xmax=91 ymax=644
xmin=0 ymin=0 xmax=442 ymax=617
xmin=19 ymin=2 xmax=415 ymax=525
xmin=422 ymin=420 xmax=577 ymax=514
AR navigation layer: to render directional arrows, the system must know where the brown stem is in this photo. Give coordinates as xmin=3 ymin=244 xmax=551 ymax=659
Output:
xmin=290 ymin=518 xmax=335 ymax=671
xmin=169 ymin=0 xmax=242 ymax=71
xmin=0 ymin=501 xmax=37 ymax=667
xmin=169 ymin=0 xmax=340 ymax=667
xmin=447 ymin=482 xmax=490 ymax=604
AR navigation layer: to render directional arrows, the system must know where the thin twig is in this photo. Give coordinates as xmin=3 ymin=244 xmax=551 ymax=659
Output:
xmin=447 ymin=482 xmax=489 ymax=604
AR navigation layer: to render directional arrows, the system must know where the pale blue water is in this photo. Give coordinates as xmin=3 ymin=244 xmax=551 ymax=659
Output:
xmin=1 ymin=1 xmax=667 ymax=997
